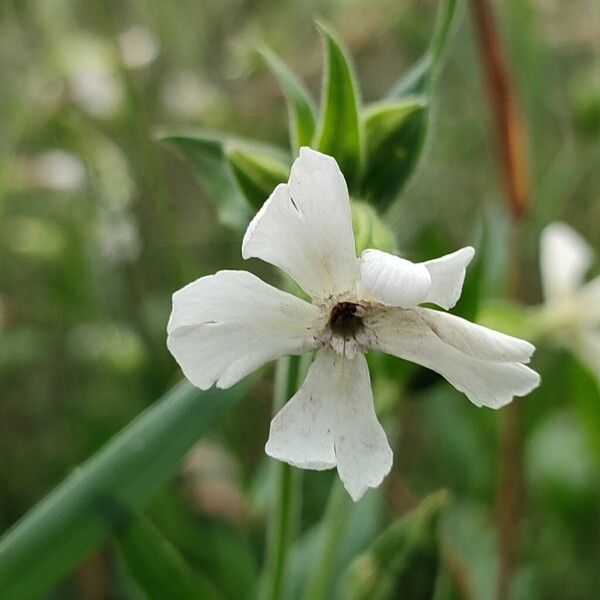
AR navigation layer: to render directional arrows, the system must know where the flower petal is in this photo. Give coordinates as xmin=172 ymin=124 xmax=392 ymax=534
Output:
xmin=242 ymin=147 xmax=358 ymax=300
xmin=265 ymin=351 xmax=337 ymax=471
xmin=367 ymin=308 xmax=540 ymax=409
xmin=167 ymin=270 xmax=319 ymax=390
xmin=266 ymin=348 xmax=393 ymax=500
xmin=541 ymin=222 xmax=593 ymax=302
xmin=421 ymin=246 xmax=475 ymax=309
xmin=360 ymin=249 xmax=431 ymax=307
xmin=332 ymin=351 xmax=393 ymax=501
xmin=417 ymin=307 xmax=535 ymax=363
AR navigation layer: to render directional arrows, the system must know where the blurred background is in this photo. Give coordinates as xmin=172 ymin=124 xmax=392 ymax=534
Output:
xmin=1 ymin=0 xmax=599 ymax=598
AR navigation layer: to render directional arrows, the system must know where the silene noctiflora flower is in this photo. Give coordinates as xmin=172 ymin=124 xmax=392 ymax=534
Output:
xmin=167 ymin=148 xmax=540 ymax=501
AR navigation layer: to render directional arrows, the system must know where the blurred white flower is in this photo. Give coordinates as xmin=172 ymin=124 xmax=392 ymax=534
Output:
xmin=96 ymin=213 xmax=141 ymax=264
xmin=538 ymin=222 xmax=600 ymax=379
xmin=161 ymin=71 xmax=220 ymax=119
xmin=167 ymin=148 xmax=539 ymax=501
xmin=118 ymin=26 xmax=159 ymax=70
xmin=30 ymin=150 xmax=86 ymax=191
xmin=66 ymin=37 xmax=122 ymax=117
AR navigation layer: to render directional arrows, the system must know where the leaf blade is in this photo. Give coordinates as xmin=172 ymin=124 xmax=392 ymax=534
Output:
xmin=260 ymin=47 xmax=317 ymax=153
xmin=225 ymin=141 xmax=290 ymax=210
xmin=314 ymin=22 xmax=363 ymax=187
xmin=0 ymin=380 xmax=248 ymax=600
xmin=115 ymin=512 xmax=223 ymax=600
xmin=360 ymin=100 xmax=428 ymax=211
xmin=158 ymin=130 xmax=252 ymax=230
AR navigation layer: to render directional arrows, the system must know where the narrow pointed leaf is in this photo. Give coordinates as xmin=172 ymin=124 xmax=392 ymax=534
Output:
xmin=360 ymin=100 xmax=427 ymax=210
xmin=260 ymin=47 xmax=317 ymax=153
xmin=314 ymin=22 xmax=363 ymax=186
xmin=0 ymin=380 xmax=248 ymax=600
xmin=389 ymin=0 xmax=459 ymax=99
xmin=115 ymin=512 xmax=223 ymax=600
xmin=158 ymin=131 xmax=252 ymax=230
xmin=340 ymin=490 xmax=448 ymax=600
xmin=374 ymin=0 xmax=459 ymax=205
xmin=225 ymin=141 xmax=290 ymax=210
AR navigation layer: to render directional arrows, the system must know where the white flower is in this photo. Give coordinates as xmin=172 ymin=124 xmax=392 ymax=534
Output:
xmin=539 ymin=222 xmax=600 ymax=380
xmin=167 ymin=147 xmax=539 ymax=501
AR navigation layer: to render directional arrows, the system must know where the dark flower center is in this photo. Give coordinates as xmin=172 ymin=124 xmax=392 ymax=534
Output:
xmin=329 ymin=302 xmax=363 ymax=339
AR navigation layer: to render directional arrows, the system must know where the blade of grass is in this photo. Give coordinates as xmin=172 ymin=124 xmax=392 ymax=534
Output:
xmin=0 ymin=380 xmax=248 ymax=600
xmin=115 ymin=511 xmax=223 ymax=600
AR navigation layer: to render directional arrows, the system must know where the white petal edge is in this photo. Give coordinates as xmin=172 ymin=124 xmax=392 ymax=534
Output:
xmin=421 ymin=246 xmax=475 ymax=309
xmin=167 ymin=270 xmax=319 ymax=390
xmin=367 ymin=308 xmax=540 ymax=409
xmin=242 ymin=147 xmax=358 ymax=301
xmin=266 ymin=348 xmax=393 ymax=501
xmin=360 ymin=249 xmax=431 ymax=308
xmin=540 ymin=222 xmax=593 ymax=302
xmin=417 ymin=307 xmax=535 ymax=363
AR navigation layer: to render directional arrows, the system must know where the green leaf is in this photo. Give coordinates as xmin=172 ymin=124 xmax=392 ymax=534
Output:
xmin=0 ymin=380 xmax=249 ymax=600
xmin=375 ymin=0 xmax=459 ymax=204
xmin=359 ymin=100 xmax=427 ymax=211
xmin=225 ymin=141 xmax=290 ymax=210
xmin=157 ymin=130 xmax=253 ymax=230
xmin=389 ymin=0 xmax=459 ymax=99
xmin=149 ymin=488 xmax=259 ymax=600
xmin=115 ymin=511 xmax=223 ymax=600
xmin=340 ymin=490 xmax=448 ymax=600
xmin=260 ymin=47 xmax=317 ymax=153
xmin=314 ymin=22 xmax=363 ymax=186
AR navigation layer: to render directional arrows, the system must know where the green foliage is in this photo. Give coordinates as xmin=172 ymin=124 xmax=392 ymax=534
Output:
xmin=351 ymin=200 xmax=397 ymax=255
xmin=225 ymin=141 xmax=290 ymax=211
xmin=340 ymin=490 xmax=448 ymax=600
xmin=161 ymin=2 xmax=459 ymax=222
xmin=359 ymin=100 xmax=427 ymax=211
xmin=158 ymin=131 xmax=253 ymax=230
xmin=115 ymin=511 xmax=223 ymax=599
xmin=380 ymin=0 xmax=459 ymax=203
xmin=314 ymin=22 xmax=363 ymax=187
xmin=260 ymin=48 xmax=317 ymax=152
xmin=0 ymin=381 xmax=248 ymax=600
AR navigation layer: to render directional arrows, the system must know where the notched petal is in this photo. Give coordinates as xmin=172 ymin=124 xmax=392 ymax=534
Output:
xmin=242 ymin=147 xmax=358 ymax=300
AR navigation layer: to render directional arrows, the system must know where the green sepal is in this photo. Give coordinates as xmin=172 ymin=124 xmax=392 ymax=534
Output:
xmin=359 ymin=100 xmax=427 ymax=211
xmin=225 ymin=141 xmax=291 ymax=211
xmin=157 ymin=130 xmax=253 ymax=230
xmin=260 ymin=47 xmax=317 ymax=153
xmin=115 ymin=511 xmax=223 ymax=600
xmin=339 ymin=490 xmax=448 ymax=600
xmin=314 ymin=21 xmax=363 ymax=187
xmin=351 ymin=200 xmax=397 ymax=255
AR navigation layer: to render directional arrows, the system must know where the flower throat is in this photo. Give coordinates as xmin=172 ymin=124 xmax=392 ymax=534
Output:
xmin=329 ymin=302 xmax=364 ymax=340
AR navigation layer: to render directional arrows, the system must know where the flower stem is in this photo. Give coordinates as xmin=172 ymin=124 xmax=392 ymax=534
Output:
xmin=261 ymin=355 xmax=302 ymax=600
xmin=303 ymin=480 xmax=352 ymax=600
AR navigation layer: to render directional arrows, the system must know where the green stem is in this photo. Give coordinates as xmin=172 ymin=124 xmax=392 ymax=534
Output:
xmin=261 ymin=355 xmax=302 ymax=600
xmin=303 ymin=480 xmax=353 ymax=600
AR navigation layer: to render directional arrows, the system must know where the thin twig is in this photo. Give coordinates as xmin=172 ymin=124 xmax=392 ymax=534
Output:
xmin=469 ymin=2 xmax=533 ymax=599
